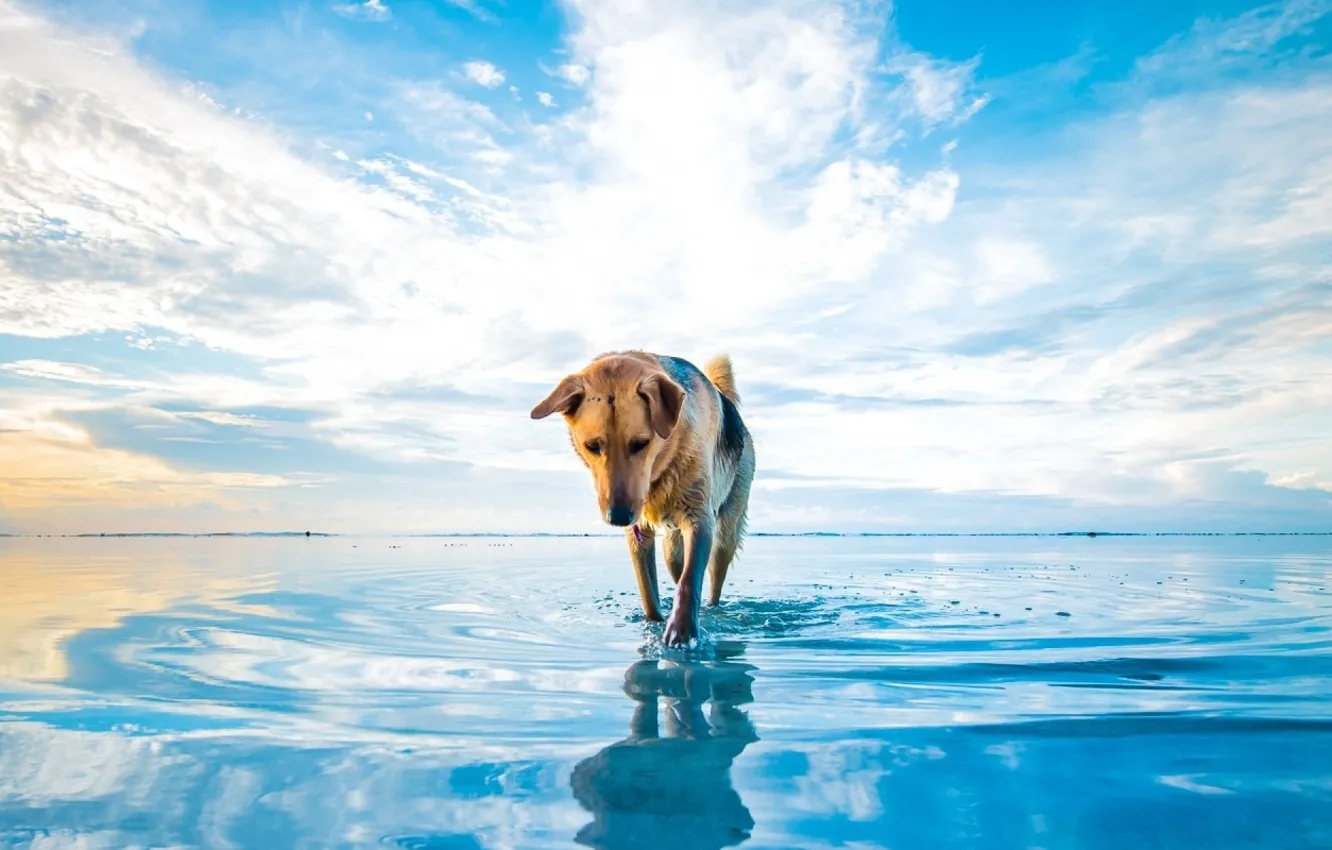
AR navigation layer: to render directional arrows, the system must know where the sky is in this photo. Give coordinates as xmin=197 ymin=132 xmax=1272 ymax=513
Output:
xmin=0 ymin=0 xmax=1329 ymax=535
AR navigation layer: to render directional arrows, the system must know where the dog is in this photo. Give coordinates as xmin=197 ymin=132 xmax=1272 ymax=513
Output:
xmin=530 ymin=351 xmax=756 ymax=646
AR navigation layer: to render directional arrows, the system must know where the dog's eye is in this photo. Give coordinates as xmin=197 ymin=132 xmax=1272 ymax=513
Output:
xmin=628 ymin=438 xmax=650 ymax=456
xmin=584 ymin=440 xmax=603 ymax=456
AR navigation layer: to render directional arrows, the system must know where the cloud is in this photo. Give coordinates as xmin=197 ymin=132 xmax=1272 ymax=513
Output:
xmin=537 ymin=91 xmax=555 ymax=107
xmin=0 ymin=427 xmax=298 ymax=514
xmin=0 ymin=0 xmax=1329 ymax=532
xmin=462 ymin=60 xmax=505 ymax=88
xmin=1 ymin=359 xmax=152 ymax=390
xmin=972 ymin=238 xmax=1055 ymax=303
xmin=441 ymin=0 xmax=496 ymax=23
xmin=1133 ymin=0 xmax=1332 ymax=81
xmin=885 ymin=51 xmax=989 ymax=129
xmin=556 ymin=63 xmax=588 ymax=85
xmin=332 ymin=0 xmax=391 ymax=23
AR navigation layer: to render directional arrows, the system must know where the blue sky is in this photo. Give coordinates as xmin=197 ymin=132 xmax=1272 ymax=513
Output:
xmin=1 ymin=0 xmax=1329 ymax=534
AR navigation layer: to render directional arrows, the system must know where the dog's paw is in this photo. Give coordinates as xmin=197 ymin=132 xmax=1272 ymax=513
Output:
xmin=663 ymin=613 xmax=698 ymax=648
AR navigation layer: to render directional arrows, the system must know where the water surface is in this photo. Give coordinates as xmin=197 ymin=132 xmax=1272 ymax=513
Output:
xmin=1 ymin=535 xmax=1330 ymax=849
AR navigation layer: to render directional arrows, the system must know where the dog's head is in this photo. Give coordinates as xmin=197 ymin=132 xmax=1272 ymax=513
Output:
xmin=531 ymin=357 xmax=685 ymax=527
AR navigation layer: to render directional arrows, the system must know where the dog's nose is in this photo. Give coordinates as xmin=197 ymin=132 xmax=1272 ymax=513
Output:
xmin=606 ymin=505 xmax=634 ymax=527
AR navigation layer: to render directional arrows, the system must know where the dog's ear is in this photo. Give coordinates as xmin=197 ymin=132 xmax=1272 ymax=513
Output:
xmin=531 ymin=374 xmax=585 ymax=420
xmin=638 ymin=373 xmax=685 ymax=439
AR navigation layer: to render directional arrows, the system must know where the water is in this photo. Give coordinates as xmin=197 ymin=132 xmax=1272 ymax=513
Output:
xmin=1 ymin=535 xmax=1330 ymax=850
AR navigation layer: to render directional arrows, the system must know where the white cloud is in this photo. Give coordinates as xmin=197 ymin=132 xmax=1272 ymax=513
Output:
xmin=442 ymin=0 xmax=495 ymax=22
xmin=1 ymin=360 xmax=151 ymax=390
xmin=1133 ymin=0 xmax=1332 ymax=80
xmin=462 ymin=60 xmax=505 ymax=88
xmin=332 ymin=0 xmax=391 ymax=23
xmin=177 ymin=411 xmax=272 ymax=428
xmin=556 ymin=63 xmax=591 ymax=86
xmin=972 ymin=238 xmax=1055 ymax=303
xmin=886 ymin=51 xmax=989 ymax=129
xmin=537 ymin=91 xmax=555 ymax=107
xmin=1272 ymin=471 xmax=1332 ymax=491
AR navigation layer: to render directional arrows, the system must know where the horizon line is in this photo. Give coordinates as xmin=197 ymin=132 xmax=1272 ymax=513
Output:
xmin=3 ymin=530 xmax=1330 ymax=539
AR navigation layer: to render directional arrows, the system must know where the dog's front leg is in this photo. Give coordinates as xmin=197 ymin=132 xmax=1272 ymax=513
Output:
xmin=663 ymin=515 xmax=714 ymax=647
xmin=627 ymin=526 xmax=664 ymax=622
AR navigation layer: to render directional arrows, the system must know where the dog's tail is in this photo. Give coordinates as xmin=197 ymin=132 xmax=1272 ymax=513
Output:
xmin=704 ymin=354 xmax=740 ymax=405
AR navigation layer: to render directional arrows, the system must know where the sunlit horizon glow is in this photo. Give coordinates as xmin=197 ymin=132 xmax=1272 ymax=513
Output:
xmin=1 ymin=0 xmax=1330 ymax=535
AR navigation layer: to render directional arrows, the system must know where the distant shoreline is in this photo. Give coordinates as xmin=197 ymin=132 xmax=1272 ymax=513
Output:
xmin=2 ymin=531 xmax=1329 ymax=539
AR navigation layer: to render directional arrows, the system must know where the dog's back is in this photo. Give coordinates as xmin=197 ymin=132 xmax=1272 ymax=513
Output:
xmin=695 ymin=353 xmax=755 ymax=606
xmin=649 ymin=354 xmax=752 ymax=513
xmin=648 ymin=354 xmax=755 ymax=572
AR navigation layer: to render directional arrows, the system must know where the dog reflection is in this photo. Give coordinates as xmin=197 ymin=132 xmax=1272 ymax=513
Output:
xmin=571 ymin=658 xmax=759 ymax=849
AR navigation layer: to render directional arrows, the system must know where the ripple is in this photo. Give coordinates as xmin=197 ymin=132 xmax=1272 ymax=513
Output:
xmin=2 ymin=535 xmax=1331 ymax=849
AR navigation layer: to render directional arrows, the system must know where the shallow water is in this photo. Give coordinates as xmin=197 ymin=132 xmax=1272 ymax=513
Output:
xmin=1 ymin=535 xmax=1330 ymax=849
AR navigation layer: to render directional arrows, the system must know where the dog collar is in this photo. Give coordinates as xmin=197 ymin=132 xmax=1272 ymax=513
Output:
xmin=632 ymin=524 xmax=645 ymax=543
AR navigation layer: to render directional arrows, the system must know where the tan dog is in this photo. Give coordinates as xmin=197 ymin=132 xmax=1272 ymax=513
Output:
xmin=531 ymin=351 xmax=756 ymax=646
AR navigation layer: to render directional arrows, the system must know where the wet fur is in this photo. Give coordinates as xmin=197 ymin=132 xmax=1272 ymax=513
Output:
xmin=530 ymin=351 xmax=756 ymax=646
